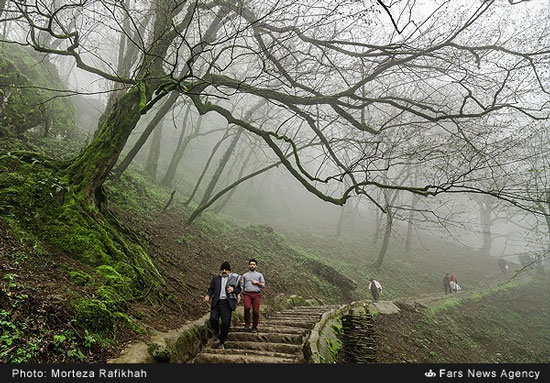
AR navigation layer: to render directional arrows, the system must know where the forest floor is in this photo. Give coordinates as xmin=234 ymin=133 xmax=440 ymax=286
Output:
xmin=2 ymin=202 xmax=548 ymax=363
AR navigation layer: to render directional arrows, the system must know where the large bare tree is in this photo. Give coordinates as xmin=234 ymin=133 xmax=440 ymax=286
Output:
xmin=1 ymin=0 xmax=549 ymax=280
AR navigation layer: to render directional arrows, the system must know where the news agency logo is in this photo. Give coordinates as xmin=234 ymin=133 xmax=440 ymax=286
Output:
xmin=425 ymin=369 xmax=436 ymax=378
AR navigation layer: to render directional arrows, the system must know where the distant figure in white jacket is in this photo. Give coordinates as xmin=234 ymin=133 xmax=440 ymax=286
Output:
xmin=368 ymin=278 xmax=382 ymax=302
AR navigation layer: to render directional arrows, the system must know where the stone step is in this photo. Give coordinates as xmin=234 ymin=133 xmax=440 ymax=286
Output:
xmin=190 ymin=306 xmax=340 ymax=364
xmin=279 ymin=310 xmax=325 ymax=315
xmin=266 ymin=314 xmax=320 ymax=321
xmin=232 ymin=325 xmax=309 ymax=335
xmin=227 ymin=332 xmax=303 ymax=344
xmin=193 ymin=352 xmax=295 ymax=364
xmin=223 ymin=340 xmax=303 ymax=355
xmin=202 ymin=347 xmax=300 ymax=360
xmin=271 ymin=310 xmax=323 ymax=316
xmin=277 ymin=311 xmax=328 ymax=317
xmin=285 ymin=305 xmax=339 ymax=312
xmin=260 ymin=319 xmax=315 ymax=328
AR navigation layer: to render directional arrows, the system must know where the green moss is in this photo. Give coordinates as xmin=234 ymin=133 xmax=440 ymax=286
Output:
xmin=72 ymin=299 xmax=115 ymax=338
xmin=105 ymin=168 xmax=169 ymax=215
xmin=113 ymin=312 xmax=146 ymax=335
xmin=0 ymin=151 xmax=164 ymax=311
xmin=147 ymin=343 xmax=170 ymax=362
xmin=95 ymin=286 xmax=127 ymax=312
xmin=168 ymin=324 xmax=210 ymax=362
xmin=0 ymin=43 xmax=76 ymax=138
xmin=96 ymin=265 xmax=129 ymax=286
xmin=67 ymin=270 xmax=92 ymax=286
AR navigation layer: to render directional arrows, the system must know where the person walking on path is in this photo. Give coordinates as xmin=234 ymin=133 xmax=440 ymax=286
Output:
xmin=443 ymin=273 xmax=451 ymax=294
xmin=368 ymin=278 xmax=382 ymax=302
xmin=498 ymin=258 xmax=509 ymax=274
xmin=241 ymin=258 xmax=265 ymax=333
xmin=449 ymin=272 xmax=457 ymax=293
xmin=204 ymin=261 xmax=242 ymax=349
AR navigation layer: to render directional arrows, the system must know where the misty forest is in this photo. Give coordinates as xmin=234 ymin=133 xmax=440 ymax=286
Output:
xmin=0 ymin=0 xmax=548 ymax=364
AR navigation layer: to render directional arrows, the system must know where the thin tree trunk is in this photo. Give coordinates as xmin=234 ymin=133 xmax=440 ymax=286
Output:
xmin=0 ymin=1 xmax=7 ymax=19
xmin=186 ymin=159 xmax=280 ymax=226
xmin=375 ymin=207 xmax=393 ymax=268
xmin=194 ymin=127 xmax=244 ymax=208
xmin=477 ymin=198 xmax=493 ymax=256
xmin=144 ymin=117 xmax=164 ymax=181
xmin=404 ymin=193 xmax=418 ymax=254
xmin=185 ymin=140 xmax=315 ymax=226
xmin=189 ymin=101 xmax=264 ymax=213
xmin=113 ymin=91 xmax=181 ymax=179
xmin=184 ymin=129 xmax=231 ymax=206
xmin=160 ymin=112 xmax=200 ymax=188
xmin=336 ymin=205 xmax=347 ymax=238
xmin=163 ymin=190 xmax=177 ymax=212
xmin=480 ymin=207 xmax=493 ymax=255
xmin=373 ymin=209 xmax=382 ymax=246
xmin=212 ymin=147 xmax=255 ymax=213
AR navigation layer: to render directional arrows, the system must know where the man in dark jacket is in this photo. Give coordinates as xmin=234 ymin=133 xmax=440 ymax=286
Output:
xmin=203 ymin=261 xmax=242 ymax=349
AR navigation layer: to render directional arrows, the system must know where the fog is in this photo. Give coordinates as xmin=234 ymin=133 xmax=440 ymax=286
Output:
xmin=2 ymin=0 xmax=549 ymax=267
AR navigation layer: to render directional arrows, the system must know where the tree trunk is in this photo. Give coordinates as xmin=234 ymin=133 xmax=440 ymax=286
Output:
xmin=0 ymin=1 xmax=7 ymax=19
xmin=64 ymin=85 xmax=143 ymax=202
xmin=144 ymin=117 xmax=164 ymax=181
xmin=163 ymin=190 xmax=177 ymax=212
xmin=373 ymin=208 xmax=382 ymax=246
xmin=477 ymin=198 xmax=493 ymax=256
xmin=480 ymin=210 xmax=492 ymax=255
xmin=194 ymin=127 xmax=243 ymax=209
xmin=185 ymin=158 xmax=281 ymax=226
xmin=184 ymin=129 xmax=230 ymax=206
xmin=160 ymin=110 xmax=198 ymax=188
xmin=336 ymin=204 xmax=347 ymax=238
xmin=212 ymin=147 xmax=255 ymax=213
xmin=404 ymin=193 xmax=418 ymax=254
xmin=113 ymin=91 xmax=180 ymax=179
xmin=375 ymin=207 xmax=393 ymax=268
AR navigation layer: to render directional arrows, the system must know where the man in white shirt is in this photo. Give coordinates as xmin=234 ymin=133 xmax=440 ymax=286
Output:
xmin=368 ymin=278 xmax=382 ymax=302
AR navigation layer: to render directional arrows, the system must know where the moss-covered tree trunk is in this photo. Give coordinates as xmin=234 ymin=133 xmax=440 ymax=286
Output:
xmin=63 ymin=85 xmax=144 ymax=202
xmin=113 ymin=91 xmax=179 ymax=179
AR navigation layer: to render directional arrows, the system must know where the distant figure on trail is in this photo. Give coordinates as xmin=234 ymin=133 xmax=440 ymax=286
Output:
xmin=449 ymin=272 xmax=458 ymax=293
xmin=498 ymin=258 xmax=509 ymax=274
xmin=368 ymin=278 xmax=382 ymax=302
xmin=204 ymin=261 xmax=242 ymax=350
xmin=443 ymin=273 xmax=451 ymax=294
xmin=241 ymin=258 xmax=265 ymax=333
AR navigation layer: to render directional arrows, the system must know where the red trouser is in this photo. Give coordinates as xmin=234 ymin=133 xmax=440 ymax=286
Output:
xmin=243 ymin=292 xmax=261 ymax=329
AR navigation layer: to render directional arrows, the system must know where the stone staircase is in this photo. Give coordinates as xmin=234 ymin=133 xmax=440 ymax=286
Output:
xmin=192 ymin=305 xmax=338 ymax=363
